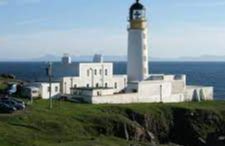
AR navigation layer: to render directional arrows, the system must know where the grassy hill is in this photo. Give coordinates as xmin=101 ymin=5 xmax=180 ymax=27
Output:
xmin=0 ymin=100 xmax=225 ymax=146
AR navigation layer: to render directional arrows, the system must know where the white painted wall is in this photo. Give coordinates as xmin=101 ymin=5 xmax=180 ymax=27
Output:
xmin=91 ymin=93 xmax=139 ymax=104
xmin=128 ymin=28 xmax=149 ymax=82
xmin=24 ymin=82 xmax=60 ymax=99
xmin=61 ymin=63 xmax=127 ymax=95
xmin=89 ymin=93 xmax=185 ymax=104
xmin=84 ymin=78 xmax=213 ymax=104
xmin=73 ymin=88 xmax=114 ymax=97
xmin=113 ymin=75 xmax=127 ymax=93
xmin=39 ymin=83 xmax=60 ymax=99
xmin=185 ymin=86 xmax=213 ymax=101
xmin=138 ymin=81 xmax=172 ymax=100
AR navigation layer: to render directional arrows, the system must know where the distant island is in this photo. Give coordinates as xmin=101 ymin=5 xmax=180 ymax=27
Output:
xmin=1 ymin=54 xmax=225 ymax=62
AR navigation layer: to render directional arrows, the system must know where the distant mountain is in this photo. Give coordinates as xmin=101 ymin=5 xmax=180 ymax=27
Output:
xmin=1 ymin=54 xmax=225 ymax=62
xmin=177 ymin=55 xmax=225 ymax=62
xmin=32 ymin=54 xmax=61 ymax=62
xmin=32 ymin=54 xmax=225 ymax=62
xmin=31 ymin=55 xmax=127 ymax=62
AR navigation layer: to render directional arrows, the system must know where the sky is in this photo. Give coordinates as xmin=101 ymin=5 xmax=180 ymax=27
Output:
xmin=0 ymin=0 xmax=225 ymax=60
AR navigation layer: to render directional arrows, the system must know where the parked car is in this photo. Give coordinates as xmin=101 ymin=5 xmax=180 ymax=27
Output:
xmin=11 ymin=98 xmax=25 ymax=106
xmin=0 ymin=102 xmax=17 ymax=113
xmin=0 ymin=97 xmax=26 ymax=110
xmin=59 ymin=96 xmax=69 ymax=101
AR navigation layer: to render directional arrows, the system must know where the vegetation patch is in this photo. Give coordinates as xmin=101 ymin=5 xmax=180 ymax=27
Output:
xmin=0 ymin=100 xmax=224 ymax=146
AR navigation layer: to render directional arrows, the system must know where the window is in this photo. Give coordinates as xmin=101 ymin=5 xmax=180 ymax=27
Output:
xmin=32 ymin=91 xmax=38 ymax=94
xmin=87 ymin=84 xmax=90 ymax=88
xmin=114 ymin=82 xmax=118 ymax=89
xmin=87 ymin=70 xmax=90 ymax=77
xmin=143 ymin=68 xmax=147 ymax=74
xmin=94 ymin=69 xmax=97 ymax=75
xmin=132 ymin=89 xmax=137 ymax=93
xmin=55 ymin=86 xmax=58 ymax=92
xmin=74 ymin=84 xmax=77 ymax=88
xmin=143 ymin=44 xmax=147 ymax=50
xmin=96 ymin=83 xmax=99 ymax=88
xmin=99 ymin=69 xmax=102 ymax=75
xmin=105 ymin=69 xmax=108 ymax=76
xmin=105 ymin=83 xmax=108 ymax=88
xmin=97 ymin=91 xmax=101 ymax=96
xmin=143 ymin=56 xmax=147 ymax=62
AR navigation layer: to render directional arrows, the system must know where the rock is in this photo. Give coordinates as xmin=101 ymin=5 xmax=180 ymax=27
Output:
xmin=218 ymin=136 xmax=225 ymax=141
xmin=146 ymin=131 xmax=155 ymax=141
xmin=124 ymin=123 xmax=129 ymax=140
xmin=207 ymin=134 xmax=225 ymax=146
xmin=134 ymin=127 xmax=145 ymax=141
xmin=197 ymin=137 xmax=206 ymax=146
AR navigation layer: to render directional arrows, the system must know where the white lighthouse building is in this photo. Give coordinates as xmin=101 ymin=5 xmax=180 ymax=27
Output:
xmin=59 ymin=0 xmax=214 ymax=104
xmin=128 ymin=0 xmax=149 ymax=82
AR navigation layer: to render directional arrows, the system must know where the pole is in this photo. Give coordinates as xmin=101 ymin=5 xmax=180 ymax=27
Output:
xmin=49 ymin=73 xmax=52 ymax=109
xmin=70 ymin=77 xmax=73 ymax=95
xmin=47 ymin=62 xmax=53 ymax=109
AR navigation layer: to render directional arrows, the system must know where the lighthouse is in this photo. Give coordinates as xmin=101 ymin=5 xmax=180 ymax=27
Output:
xmin=127 ymin=0 xmax=149 ymax=82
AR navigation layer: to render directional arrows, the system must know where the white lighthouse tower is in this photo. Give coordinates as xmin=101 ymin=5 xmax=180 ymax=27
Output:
xmin=127 ymin=0 xmax=149 ymax=82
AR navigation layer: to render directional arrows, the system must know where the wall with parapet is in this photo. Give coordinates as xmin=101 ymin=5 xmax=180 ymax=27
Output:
xmin=184 ymin=86 xmax=214 ymax=101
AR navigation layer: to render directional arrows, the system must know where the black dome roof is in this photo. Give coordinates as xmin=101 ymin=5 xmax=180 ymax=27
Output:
xmin=129 ymin=0 xmax=145 ymax=20
xmin=130 ymin=0 xmax=145 ymax=11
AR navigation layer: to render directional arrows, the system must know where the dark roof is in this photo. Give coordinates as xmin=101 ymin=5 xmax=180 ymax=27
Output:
xmin=130 ymin=0 xmax=145 ymax=11
xmin=129 ymin=0 xmax=145 ymax=20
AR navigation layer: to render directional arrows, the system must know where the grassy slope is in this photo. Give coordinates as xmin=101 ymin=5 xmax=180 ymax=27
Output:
xmin=0 ymin=81 xmax=7 ymax=92
xmin=0 ymin=100 xmax=224 ymax=146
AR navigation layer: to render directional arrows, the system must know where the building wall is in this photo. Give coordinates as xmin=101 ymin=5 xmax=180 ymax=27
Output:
xmin=62 ymin=77 xmax=81 ymax=94
xmin=184 ymin=86 xmax=213 ymax=101
xmin=138 ymin=81 xmax=172 ymax=100
xmin=126 ymin=83 xmax=139 ymax=93
xmin=128 ymin=29 xmax=148 ymax=82
xmin=61 ymin=63 xmax=127 ymax=95
xmin=22 ymin=87 xmax=40 ymax=98
xmin=73 ymin=85 xmax=213 ymax=104
xmin=113 ymin=75 xmax=127 ymax=93
xmin=62 ymin=71 xmax=213 ymax=104
xmin=91 ymin=93 xmax=139 ymax=104
xmin=73 ymin=88 xmax=114 ymax=97
xmin=40 ymin=83 xmax=61 ymax=99
xmin=87 ymin=93 xmax=185 ymax=104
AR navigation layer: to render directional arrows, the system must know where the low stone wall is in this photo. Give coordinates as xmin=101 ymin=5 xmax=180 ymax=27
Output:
xmin=185 ymin=86 xmax=214 ymax=101
xmin=80 ymin=86 xmax=213 ymax=104
xmin=90 ymin=93 xmax=185 ymax=104
xmin=92 ymin=93 xmax=139 ymax=104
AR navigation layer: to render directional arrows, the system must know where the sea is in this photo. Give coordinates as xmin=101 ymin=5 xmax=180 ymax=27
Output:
xmin=0 ymin=62 xmax=224 ymax=100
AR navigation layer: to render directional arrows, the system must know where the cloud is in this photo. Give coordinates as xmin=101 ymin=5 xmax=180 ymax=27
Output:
xmin=1 ymin=28 xmax=126 ymax=58
xmin=151 ymin=24 xmax=225 ymax=58
xmin=1 ymin=21 xmax=225 ymax=59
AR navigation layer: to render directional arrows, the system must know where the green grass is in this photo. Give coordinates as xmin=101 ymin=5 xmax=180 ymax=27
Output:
xmin=0 ymin=81 xmax=7 ymax=92
xmin=0 ymin=100 xmax=224 ymax=146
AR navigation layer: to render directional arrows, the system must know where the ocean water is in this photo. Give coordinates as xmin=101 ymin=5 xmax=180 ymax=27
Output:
xmin=0 ymin=62 xmax=224 ymax=100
